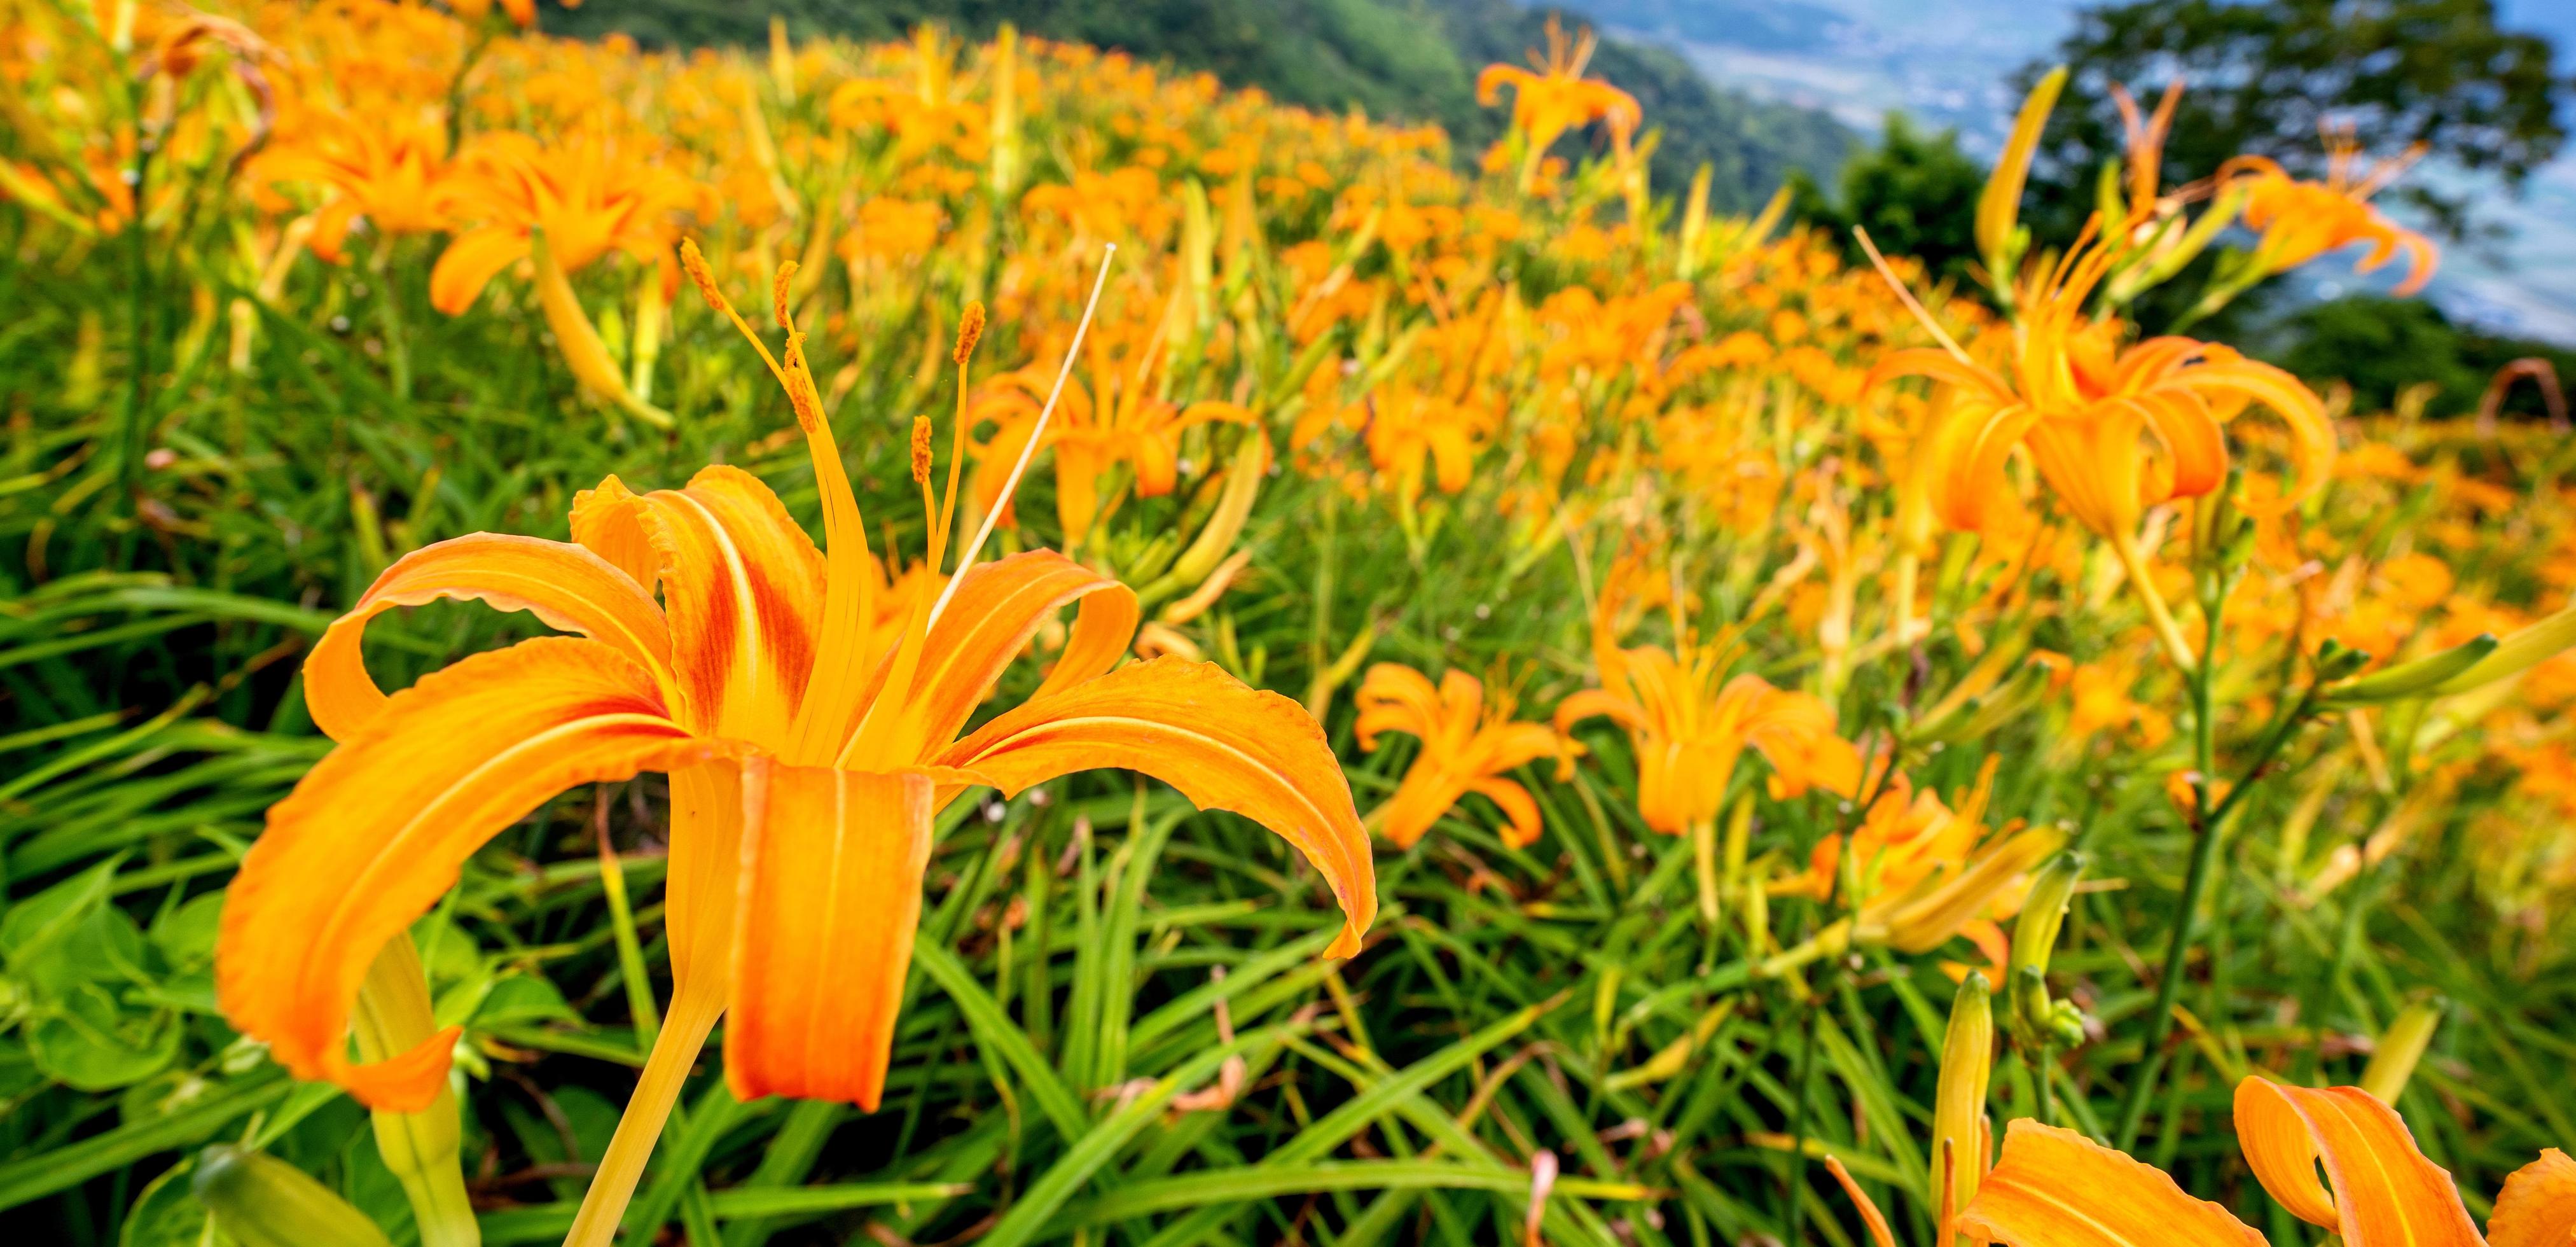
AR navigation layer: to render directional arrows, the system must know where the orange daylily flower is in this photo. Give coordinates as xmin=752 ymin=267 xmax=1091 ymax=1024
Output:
xmin=1354 ymin=663 xmax=1565 ymax=849
xmin=427 ymin=130 xmax=703 ymax=424
xmin=1555 ymin=638 xmax=1860 ymax=836
xmin=2223 ymin=133 xmax=2439 ymax=296
xmin=217 ymin=253 xmax=1374 ymax=1246
xmin=1365 ymin=382 xmax=1489 ymax=506
xmin=428 ymin=130 xmax=701 ymax=316
xmin=1476 ymin=18 xmax=1642 ymax=193
xmin=251 ymin=115 xmax=452 ymax=262
xmin=971 ymin=310 xmax=1253 ymax=548
xmin=1775 ymin=755 xmax=2000 ymax=903
xmin=1956 ymin=1079 xmax=2576 ymax=1247
xmin=1871 ymin=220 xmax=2335 ymax=547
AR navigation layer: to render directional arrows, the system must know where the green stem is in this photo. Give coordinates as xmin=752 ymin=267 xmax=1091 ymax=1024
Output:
xmin=2114 ymin=629 xmax=2217 ymax=1150
xmin=1782 ymin=989 xmax=1825 ymax=1244
xmin=118 ymin=118 xmax=156 ymax=545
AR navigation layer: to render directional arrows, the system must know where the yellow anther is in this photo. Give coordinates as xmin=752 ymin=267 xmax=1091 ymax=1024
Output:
xmin=952 ymin=300 xmax=986 ymax=366
xmin=679 ymin=239 xmax=728 ymax=314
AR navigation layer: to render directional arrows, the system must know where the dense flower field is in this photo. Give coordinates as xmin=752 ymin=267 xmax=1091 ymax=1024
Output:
xmin=4 ymin=2 xmax=2575 ymax=1244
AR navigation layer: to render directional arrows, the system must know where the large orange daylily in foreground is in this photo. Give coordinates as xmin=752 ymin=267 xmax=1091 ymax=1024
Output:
xmin=1354 ymin=663 xmax=1564 ymax=849
xmin=216 ymin=249 xmax=1375 ymax=1246
xmin=1956 ymin=1079 xmax=2576 ymax=1247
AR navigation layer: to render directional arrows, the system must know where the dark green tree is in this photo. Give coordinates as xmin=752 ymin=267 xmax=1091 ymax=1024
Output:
xmin=2012 ymin=0 xmax=2570 ymax=239
xmin=1786 ymin=114 xmax=1987 ymax=290
xmin=2266 ymin=295 xmax=2576 ymax=417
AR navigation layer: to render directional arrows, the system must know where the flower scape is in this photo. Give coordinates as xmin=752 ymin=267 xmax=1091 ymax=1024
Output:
xmin=2 ymin=3 xmax=2573 ymax=1247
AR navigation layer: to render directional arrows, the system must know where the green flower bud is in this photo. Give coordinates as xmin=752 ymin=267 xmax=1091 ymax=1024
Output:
xmin=2323 ymin=634 xmax=2496 ymax=706
xmin=193 ymin=1146 xmax=395 ymax=1247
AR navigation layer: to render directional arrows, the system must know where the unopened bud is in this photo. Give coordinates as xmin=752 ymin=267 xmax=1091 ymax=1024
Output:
xmin=910 ymin=415 xmax=934 ymax=484
xmin=2006 ymin=851 xmax=2084 ymax=993
xmin=953 ymin=300 xmax=987 ymax=366
xmin=2359 ymin=999 xmax=2444 ymax=1104
xmin=1931 ymin=973 xmax=1993 ymax=1223
xmin=195 ymin=1146 xmax=396 ymax=1247
xmin=679 ymin=239 xmax=727 ymax=313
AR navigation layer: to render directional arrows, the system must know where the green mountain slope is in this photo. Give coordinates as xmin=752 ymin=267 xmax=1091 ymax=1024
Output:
xmin=543 ymin=0 xmax=1855 ymax=213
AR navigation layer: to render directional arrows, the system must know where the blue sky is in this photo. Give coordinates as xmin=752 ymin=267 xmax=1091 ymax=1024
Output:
xmin=1598 ymin=0 xmax=2576 ymax=343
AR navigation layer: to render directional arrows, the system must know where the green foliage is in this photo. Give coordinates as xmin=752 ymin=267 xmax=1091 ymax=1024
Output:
xmin=1787 ymin=114 xmax=1990 ymax=291
xmin=545 ymin=0 xmax=1859 ymax=214
xmin=2267 ymin=295 xmax=2576 ymax=417
xmin=2015 ymin=0 xmax=2572 ymax=238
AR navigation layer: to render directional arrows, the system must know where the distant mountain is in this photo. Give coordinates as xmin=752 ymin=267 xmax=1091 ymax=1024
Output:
xmin=541 ymin=0 xmax=1858 ymax=214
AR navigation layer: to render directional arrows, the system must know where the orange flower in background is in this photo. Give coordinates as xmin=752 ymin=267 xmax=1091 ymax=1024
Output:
xmin=1476 ymin=17 xmax=1641 ymax=192
xmin=2224 ymin=131 xmax=2439 ymax=296
xmin=971 ymin=311 xmax=1254 ymax=548
xmin=427 ymin=130 xmax=701 ymax=315
xmin=1556 ymin=638 xmax=1860 ymax=835
xmin=1871 ymin=219 xmax=2336 ymax=547
xmin=1776 ymin=756 xmax=1999 ymax=903
xmin=1365 ymin=383 xmax=1489 ymax=506
xmin=1958 ymin=1079 xmax=2576 ymax=1247
xmin=251 ymin=114 xmax=452 ymax=262
xmin=1355 ymin=664 xmax=1566 ymax=849
xmin=216 ymin=256 xmax=1375 ymax=1247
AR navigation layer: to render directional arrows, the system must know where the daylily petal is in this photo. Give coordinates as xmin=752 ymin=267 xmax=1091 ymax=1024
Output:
xmin=427 ymin=225 xmax=527 ymax=316
xmin=2234 ymin=1078 xmax=2483 ymax=1247
xmin=218 ymin=638 xmax=714 ymax=1110
xmin=1467 ymin=776 xmax=1543 ymax=849
xmin=1958 ymin=1119 xmax=2267 ymax=1247
xmin=939 ymin=657 xmax=1377 ymax=957
xmin=576 ymin=465 xmax=825 ymax=742
xmin=879 ymin=549 xmax=1139 ymax=760
xmin=304 ymin=533 xmax=673 ymax=741
xmin=726 ymin=760 xmax=934 ymax=1110
xmin=2490 ymin=1148 xmax=2576 ymax=1247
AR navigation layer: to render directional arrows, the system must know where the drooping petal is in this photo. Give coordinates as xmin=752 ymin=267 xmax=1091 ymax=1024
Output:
xmin=1958 ymin=1119 xmax=2266 ymax=1247
xmin=1355 ymin=663 xmax=1445 ymax=749
xmin=427 ymin=225 xmax=528 ymax=316
xmin=2233 ymin=1078 xmax=2483 ymax=1247
xmin=2490 ymin=1148 xmax=2576 ymax=1247
xmin=576 ymin=466 xmax=825 ymax=742
xmin=304 ymin=533 xmax=674 ymax=741
xmin=218 ymin=638 xmax=714 ymax=1110
xmin=1553 ymin=687 xmax=1646 ymax=736
xmin=938 ymin=657 xmax=1376 ymax=957
xmin=726 ymin=760 xmax=934 ymax=1110
xmin=1467 ymin=776 xmax=1543 ymax=849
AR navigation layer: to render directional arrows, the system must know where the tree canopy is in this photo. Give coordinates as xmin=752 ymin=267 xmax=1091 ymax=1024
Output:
xmin=2014 ymin=0 xmax=2570 ymax=238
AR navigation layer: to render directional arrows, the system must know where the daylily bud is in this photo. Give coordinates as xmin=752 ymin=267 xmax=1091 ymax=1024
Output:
xmin=352 ymin=938 xmax=476 ymax=1247
xmin=194 ymin=1145 xmax=397 ymax=1247
xmin=2322 ymin=634 xmax=2492 ymax=705
xmin=2429 ymin=600 xmax=2576 ymax=697
xmin=1977 ymin=66 xmax=2067 ymax=288
xmin=2359 ymin=999 xmax=2444 ymax=1104
xmin=532 ymin=232 xmax=674 ymax=428
xmin=1932 ymin=973 xmax=1994 ymax=1234
xmin=1869 ymin=826 xmax=2067 ymax=954
xmin=2005 ymin=851 xmax=2085 ymax=1046
xmin=1150 ymin=431 xmax=1268 ymax=601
